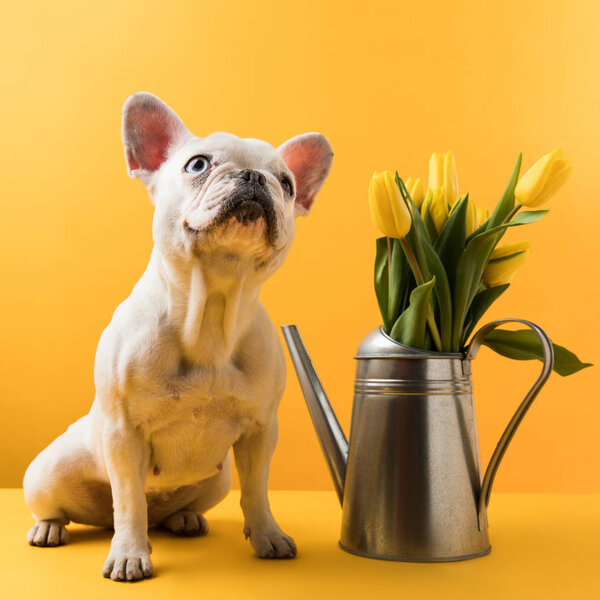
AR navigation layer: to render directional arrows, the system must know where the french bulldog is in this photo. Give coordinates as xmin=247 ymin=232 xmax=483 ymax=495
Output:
xmin=22 ymin=92 xmax=333 ymax=581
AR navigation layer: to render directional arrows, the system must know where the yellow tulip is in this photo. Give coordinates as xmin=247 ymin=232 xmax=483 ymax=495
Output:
xmin=475 ymin=205 xmax=489 ymax=229
xmin=466 ymin=202 xmax=490 ymax=236
xmin=405 ymin=177 xmax=425 ymax=207
xmin=429 ymin=153 xmax=444 ymax=189
xmin=515 ymin=149 xmax=573 ymax=208
xmin=483 ymin=241 xmax=531 ymax=287
xmin=465 ymin=197 xmax=477 ymax=237
xmin=369 ymin=171 xmax=412 ymax=238
xmin=421 ymin=188 xmax=449 ymax=233
xmin=429 ymin=151 xmax=459 ymax=207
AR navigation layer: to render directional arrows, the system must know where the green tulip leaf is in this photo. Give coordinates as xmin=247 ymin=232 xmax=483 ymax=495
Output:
xmin=453 ymin=207 xmax=548 ymax=351
xmin=487 ymin=250 xmax=528 ymax=265
xmin=484 ymin=153 xmax=522 ymax=230
xmin=423 ymin=204 xmax=438 ymax=243
xmin=375 ymin=237 xmax=414 ymax=333
xmin=388 ymin=237 xmax=411 ymax=325
xmin=481 ymin=329 xmax=593 ymax=377
xmin=434 ymin=195 xmax=468 ymax=292
xmin=421 ymin=238 xmax=453 ymax=351
xmin=395 ymin=174 xmax=451 ymax=351
xmin=452 ymin=229 xmax=502 ymax=351
xmin=395 ymin=174 xmax=433 ymax=284
xmin=374 ymin=237 xmax=392 ymax=332
xmin=461 ymin=284 xmax=510 ymax=346
xmin=390 ymin=277 xmax=436 ymax=350
xmin=469 ymin=209 xmax=549 ymax=244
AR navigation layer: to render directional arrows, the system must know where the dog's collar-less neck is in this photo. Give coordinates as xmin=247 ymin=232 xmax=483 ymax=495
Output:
xmin=153 ymin=249 xmax=260 ymax=365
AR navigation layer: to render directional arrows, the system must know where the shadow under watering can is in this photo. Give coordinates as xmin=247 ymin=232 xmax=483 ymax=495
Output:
xmin=282 ymin=319 xmax=553 ymax=562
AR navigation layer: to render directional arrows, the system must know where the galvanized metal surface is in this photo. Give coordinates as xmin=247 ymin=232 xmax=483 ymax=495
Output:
xmin=282 ymin=319 xmax=553 ymax=562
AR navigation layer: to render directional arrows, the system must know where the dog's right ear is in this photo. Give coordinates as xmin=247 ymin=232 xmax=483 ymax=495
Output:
xmin=122 ymin=92 xmax=191 ymax=187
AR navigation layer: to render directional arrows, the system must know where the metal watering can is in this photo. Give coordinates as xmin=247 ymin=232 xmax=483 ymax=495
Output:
xmin=282 ymin=319 xmax=553 ymax=562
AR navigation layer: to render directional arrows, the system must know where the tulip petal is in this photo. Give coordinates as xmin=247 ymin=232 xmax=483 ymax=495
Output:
xmin=490 ymin=240 xmax=531 ymax=260
xmin=530 ymin=163 xmax=573 ymax=207
xmin=466 ymin=197 xmax=479 ymax=237
xmin=475 ymin=205 xmax=490 ymax=229
xmin=428 ymin=153 xmax=444 ymax=189
xmin=406 ymin=177 xmax=425 ymax=207
xmin=369 ymin=172 xmax=398 ymax=237
xmin=483 ymin=249 xmax=530 ymax=287
xmin=420 ymin=189 xmax=432 ymax=220
xmin=429 ymin=187 xmax=449 ymax=233
xmin=515 ymin=148 xmax=569 ymax=207
xmin=385 ymin=172 xmax=412 ymax=237
xmin=443 ymin=152 xmax=459 ymax=207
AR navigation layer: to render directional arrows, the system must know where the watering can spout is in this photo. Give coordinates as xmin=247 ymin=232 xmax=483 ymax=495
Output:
xmin=281 ymin=325 xmax=348 ymax=505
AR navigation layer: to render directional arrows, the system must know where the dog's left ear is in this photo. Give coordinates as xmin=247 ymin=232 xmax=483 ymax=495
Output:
xmin=278 ymin=133 xmax=333 ymax=217
xmin=122 ymin=92 xmax=191 ymax=187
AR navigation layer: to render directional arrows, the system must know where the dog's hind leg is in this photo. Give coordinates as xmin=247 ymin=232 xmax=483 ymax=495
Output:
xmin=23 ymin=415 xmax=111 ymax=546
xmin=159 ymin=451 xmax=232 ymax=537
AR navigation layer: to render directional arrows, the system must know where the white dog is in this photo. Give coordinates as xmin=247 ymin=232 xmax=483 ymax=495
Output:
xmin=23 ymin=92 xmax=333 ymax=581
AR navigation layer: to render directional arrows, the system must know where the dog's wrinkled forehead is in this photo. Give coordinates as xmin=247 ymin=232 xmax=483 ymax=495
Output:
xmin=178 ymin=133 xmax=287 ymax=174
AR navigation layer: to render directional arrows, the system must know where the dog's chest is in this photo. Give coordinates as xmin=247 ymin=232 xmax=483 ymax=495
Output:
xmin=141 ymin=389 xmax=256 ymax=489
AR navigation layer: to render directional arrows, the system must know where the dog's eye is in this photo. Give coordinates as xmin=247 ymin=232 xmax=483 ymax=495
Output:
xmin=185 ymin=156 xmax=211 ymax=174
xmin=281 ymin=176 xmax=293 ymax=196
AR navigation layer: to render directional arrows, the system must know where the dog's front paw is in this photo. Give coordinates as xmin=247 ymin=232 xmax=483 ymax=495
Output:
xmin=243 ymin=524 xmax=297 ymax=559
xmin=102 ymin=539 xmax=153 ymax=582
xmin=27 ymin=520 xmax=69 ymax=547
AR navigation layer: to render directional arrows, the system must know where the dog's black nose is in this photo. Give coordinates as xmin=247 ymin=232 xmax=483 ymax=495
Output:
xmin=238 ymin=169 xmax=266 ymax=185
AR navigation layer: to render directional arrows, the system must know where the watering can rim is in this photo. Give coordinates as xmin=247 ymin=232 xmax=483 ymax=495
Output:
xmin=355 ymin=326 xmax=465 ymax=360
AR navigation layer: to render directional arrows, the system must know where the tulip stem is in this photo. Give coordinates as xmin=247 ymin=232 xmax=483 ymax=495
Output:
xmin=504 ymin=203 xmax=522 ymax=223
xmin=399 ymin=237 xmax=443 ymax=352
xmin=387 ymin=237 xmax=393 ymax=287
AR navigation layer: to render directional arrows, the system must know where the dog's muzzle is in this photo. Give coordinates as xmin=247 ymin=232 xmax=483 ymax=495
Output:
xmin=213 ymin=170 xmax=278 ymax=245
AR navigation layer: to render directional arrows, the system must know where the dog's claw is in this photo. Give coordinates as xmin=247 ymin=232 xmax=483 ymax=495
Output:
xmin=102 ymin=553 xmax=153 ymax=582
xmin=27 ymin=520 xmax=69 ymax=547
xmin=160 ymin=510 xmax=209 ymax=537
xmin=244 ymin=524 xmax=297 ymax=558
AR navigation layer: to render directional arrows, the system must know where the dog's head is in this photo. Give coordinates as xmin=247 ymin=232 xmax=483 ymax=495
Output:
xmin=122 ymin=92 xmax=332 ymax=274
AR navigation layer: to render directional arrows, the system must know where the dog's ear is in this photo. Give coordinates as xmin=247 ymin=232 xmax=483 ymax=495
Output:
xmin=122 ymin=92 xmax=191 ymax=187
xmin=278 ymin=133 xmax=333 ymax=217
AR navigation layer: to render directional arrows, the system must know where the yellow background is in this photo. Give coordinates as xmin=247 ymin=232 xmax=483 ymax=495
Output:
xmin=0 ymin=0 xmax=598 ymax=493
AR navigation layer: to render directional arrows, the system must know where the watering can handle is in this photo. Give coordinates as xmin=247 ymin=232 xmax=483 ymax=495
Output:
xmin=465 ymin=319 xmax=554 ymax=530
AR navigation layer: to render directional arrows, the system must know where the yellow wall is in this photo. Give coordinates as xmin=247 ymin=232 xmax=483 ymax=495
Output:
xmin=1 ymin=0 xmax=598 ymax=492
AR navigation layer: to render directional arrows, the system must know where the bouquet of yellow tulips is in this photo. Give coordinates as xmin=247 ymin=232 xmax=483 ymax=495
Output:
xmin=369 ymin=149 xmax=591 ymax=376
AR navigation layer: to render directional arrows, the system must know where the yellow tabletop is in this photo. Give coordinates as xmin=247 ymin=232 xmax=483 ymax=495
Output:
xmin=0 ymin=489 xmax=598 ymax=599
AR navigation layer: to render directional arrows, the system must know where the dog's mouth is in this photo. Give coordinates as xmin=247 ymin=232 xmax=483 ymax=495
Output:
xmin=206 ymin=186 xmax=278 ymax=245
xmin=225 ymin=198 xmax=266 ymax=224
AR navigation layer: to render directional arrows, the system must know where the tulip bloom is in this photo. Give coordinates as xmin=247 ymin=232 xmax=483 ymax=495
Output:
xmin=465 ymin=198 xmax=477 ymax=237
xmin=466 ymin=202 xmax=490 ymax=236
xmin=483 ymin=241 xmax=531 ymax=287
xmin=429 ymin=151 xmax=459 ymax=207
xmin=369 ymin=171 xmax=412 ymax=238
xmin=515 ymin=149 xmax=572 ymax=208
xmin=475 ymin=205 xmax=489 ymax=229
xmin=421 ymin=188 xmax=449 ymax=233
xmin=405 ymin=177 xmax=425 ymax=207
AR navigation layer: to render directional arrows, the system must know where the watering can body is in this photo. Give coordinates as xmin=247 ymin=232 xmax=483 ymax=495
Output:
xmin=282 ymin=321 xmax=553 ymax=562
